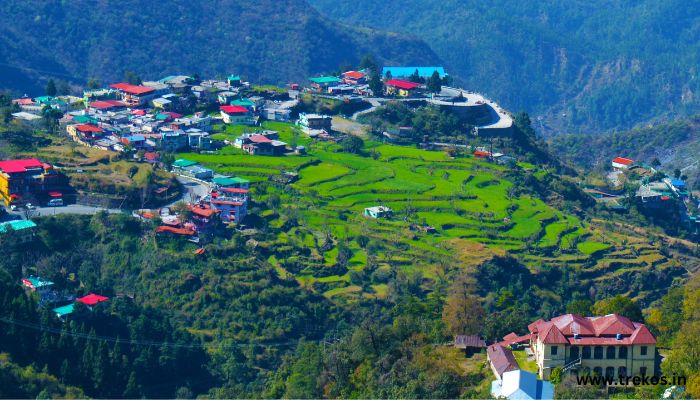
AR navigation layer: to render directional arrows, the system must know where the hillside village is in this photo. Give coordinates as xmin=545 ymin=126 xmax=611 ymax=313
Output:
xmin=1 ymin=64 xmax=699 ymax=399
xmin=582 ymin=156 xmax=699 ymax=235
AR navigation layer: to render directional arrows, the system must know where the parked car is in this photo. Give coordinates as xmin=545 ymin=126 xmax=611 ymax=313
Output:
xmin=10 ymin=205 xmax=17 ymax=211
xmin=26 ymin=203 xmax=34 ymax=209
xmin=48 ymin=199 xmax=64 ymax=207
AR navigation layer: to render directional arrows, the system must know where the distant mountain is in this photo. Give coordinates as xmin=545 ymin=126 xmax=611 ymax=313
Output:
xmin=0 ymin=0 xmax=440 ymax=93
xmin=549 ymin=115 xmax=700 ymax=186
xmin=309 ymin=0 xmax=700 ymax=134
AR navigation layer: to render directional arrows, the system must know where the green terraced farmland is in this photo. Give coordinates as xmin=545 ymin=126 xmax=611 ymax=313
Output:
xmin=179 ymin=140 xmax=679 ymax=302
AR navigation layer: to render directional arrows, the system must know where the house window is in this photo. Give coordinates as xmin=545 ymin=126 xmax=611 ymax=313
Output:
xmin=618 ymin=366 xmax=627 ymax=377
xmin=551 ymin=346 xmax=558 ymax=356
xmin=582 ymin=346 xmax=591 ymax=359
xmin=605 ymin=367 xmax=615 ymax=378
xmin=640 ymin=346 xmax=648 ymax=356
xmin=594 ymin=346 xmax=603 ymax=359
xmin=570 ymin=346 xmax=579 ymax=359
xmin=606 ymin=346 xmax=616 ymax=359
xmin=640 ymin=367 xmax=647 ymax=376
xmin=618 ymin=347 xmax=628 ymax=359
xmin=593 ymin=367 xmax=603 ymax=376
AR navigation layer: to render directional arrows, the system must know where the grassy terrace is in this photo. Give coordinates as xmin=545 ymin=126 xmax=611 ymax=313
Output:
xmin=178 ymin=122 xmax=680 ymax=302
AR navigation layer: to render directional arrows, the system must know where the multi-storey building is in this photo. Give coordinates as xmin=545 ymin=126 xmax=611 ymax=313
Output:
xmin=110 ymin=83 xmax=160 ymax=106
xmin=0 ymin=159 xmax=62 ymax=205
xmin=528 ymin=314 xmax=656 ymax=380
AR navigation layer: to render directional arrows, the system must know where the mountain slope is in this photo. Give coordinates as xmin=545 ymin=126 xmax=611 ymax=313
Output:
xmin=309 ymin=0 xmax=700 ymax=134
xmin=0 ymin=0 xmax=439 ymax=93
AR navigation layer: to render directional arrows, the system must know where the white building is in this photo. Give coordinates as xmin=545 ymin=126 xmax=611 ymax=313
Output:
xmin=491 ymin=370 xmax=554 ymax=400
xmin=612 ymin=157 xmax=634 ymax=170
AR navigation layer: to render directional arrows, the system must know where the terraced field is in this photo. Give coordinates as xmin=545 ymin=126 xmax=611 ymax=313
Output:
xmin=178 ymin=125 xmax=685 ymax=304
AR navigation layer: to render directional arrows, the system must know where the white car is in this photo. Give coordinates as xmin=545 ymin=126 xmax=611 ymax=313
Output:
xmin=10 ymin=205 xmax=17 ymax=211
xmin=26 ymin=203 xmax=34 ymax=209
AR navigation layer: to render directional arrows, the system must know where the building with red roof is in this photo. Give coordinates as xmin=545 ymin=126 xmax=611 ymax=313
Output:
xmin=67 ymin=124 xmax=104 ymax=142
xmin=474 ymin=150 xmax=491 ymax=159
xmin=487 ymin=344 xmax=520 ymax=379
xmin=88 ymin=99 xmax=126 ymax=111
xmin=527 ymin=313 xmax=656 ymax=379
xmin=612 ymin=157 xmax=635 ymax=170
xmin=220 ymin=105 xmax=254 ymax=125
xmin=384 ymin=79 xmax=423 ymax=97
xmin=0 ymin=158 xmax=61 ymax=205
xmin=110 ymin=83 xmax=156 ymax=95
xmin=77 ymin=294 xmax=109 ymax=306
xmin=342 ymin=70 xmax=367 ymax=85
xmin=110 ymin=82 xmax=159 ymax=106
xmin=155 ymin=225 xmax=196 ymax=236
xmin=210 ymin=197 xmax=247 ymax=224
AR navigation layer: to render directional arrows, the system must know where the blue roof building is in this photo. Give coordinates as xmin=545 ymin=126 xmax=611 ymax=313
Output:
xmin=382 ymin=66 xmax=447 ymax=78
xmin=671 ymin=179 xmax=686 ymax=188
xmin=491 ymin=370 xmax=554 ymax=400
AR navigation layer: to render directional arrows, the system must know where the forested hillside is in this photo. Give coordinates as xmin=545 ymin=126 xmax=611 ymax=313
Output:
xmin=310 ymin=0 xmax=700 ymax=133
xmin=2 ymin=120 xmax=699 ymax=396
xmin=549 ymin=114 xmax=700 ymax=187
xmin=0 ymin=0 xmax=439 ymax=93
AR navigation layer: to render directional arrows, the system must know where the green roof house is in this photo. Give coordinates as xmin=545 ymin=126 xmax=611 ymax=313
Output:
xmin=309 ymin=76 xmax=341 ymax=91
xmin=72 ymin=115 xmax=98 ymax=124
xmin=230 ymin=99 xmax=255 ymax=108
xmin=0 ymin=220 xmax=37 ymax=243
xmin=21 ymin=276 xmax=54 ymax=291
xmin=228 ymin=75 xmax=242 ymax=87
xmin=172 ymin=159 xmax=198 ymax=169
xmin=34 ymin=96 xmax=56 ymax=104
xmin=0 ymin=220 xmax=37 ymax=233
xmin=53 ymin=303 xmax=75 ymax=318
xmin=212 ymin=176 xmax=249 ymax=189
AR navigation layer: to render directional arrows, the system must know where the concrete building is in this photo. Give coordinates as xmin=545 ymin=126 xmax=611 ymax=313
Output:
xmin=220 ymin=105 xmax=255 ymax=125
xmin=298 ymin=113 xmax=332 ymax=132
xmin=528 ymin=314 xmax=657 ymax=380
xmin=0 ymin=159 xmax=62 ymax=206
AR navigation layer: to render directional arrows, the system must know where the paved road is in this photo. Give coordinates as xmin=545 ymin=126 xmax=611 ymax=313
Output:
xmin=351 ymin=98 xmax=382 ymax=120
xmin=2 ymin=176 xmax=210 ymax=220
xmin=171 ymin=176 xmax=211 ymax=206
xmin=5 ymin=204 xmax=122 ymax=220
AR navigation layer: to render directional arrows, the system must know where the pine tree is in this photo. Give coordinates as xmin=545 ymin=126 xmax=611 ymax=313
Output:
xmin=60 ymin=359 xmax=70 ymax=384
xmin=46 ymin=79 xmax=57 ymax=97
xmin=427 ymin=71 xmax=442 ymax=93
xmin=122 ymin=371 xmax=141 ymax=398
xmin=409 ymin=69 xmax=423 ymax=83
xmin=368 ymin=71 xmax=383 ymax=97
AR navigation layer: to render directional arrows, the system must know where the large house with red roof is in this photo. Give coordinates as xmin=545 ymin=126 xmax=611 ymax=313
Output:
xmin=220 ymin=105 xmax=255 ymax=125
xmin=67 ymin=123 xmax=104 ymax=144
xmin=88 ymin=99 xmax=127 ymax=113
xmin=342 ymin=70 xmax=367 ymax=85
xmin=110 ymin=83 xmax=160 ymax=106
xmin=527 ymin=313 xmax=656 ymax=379
xmin=384 ymin=79 xmax=424 ymax=97
xmin=0 ymin=158 xmax=63 ymax=206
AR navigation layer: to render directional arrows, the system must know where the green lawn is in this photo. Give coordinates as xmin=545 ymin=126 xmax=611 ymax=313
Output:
xmin=512 ymin=350 xmax=538 ymax=374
